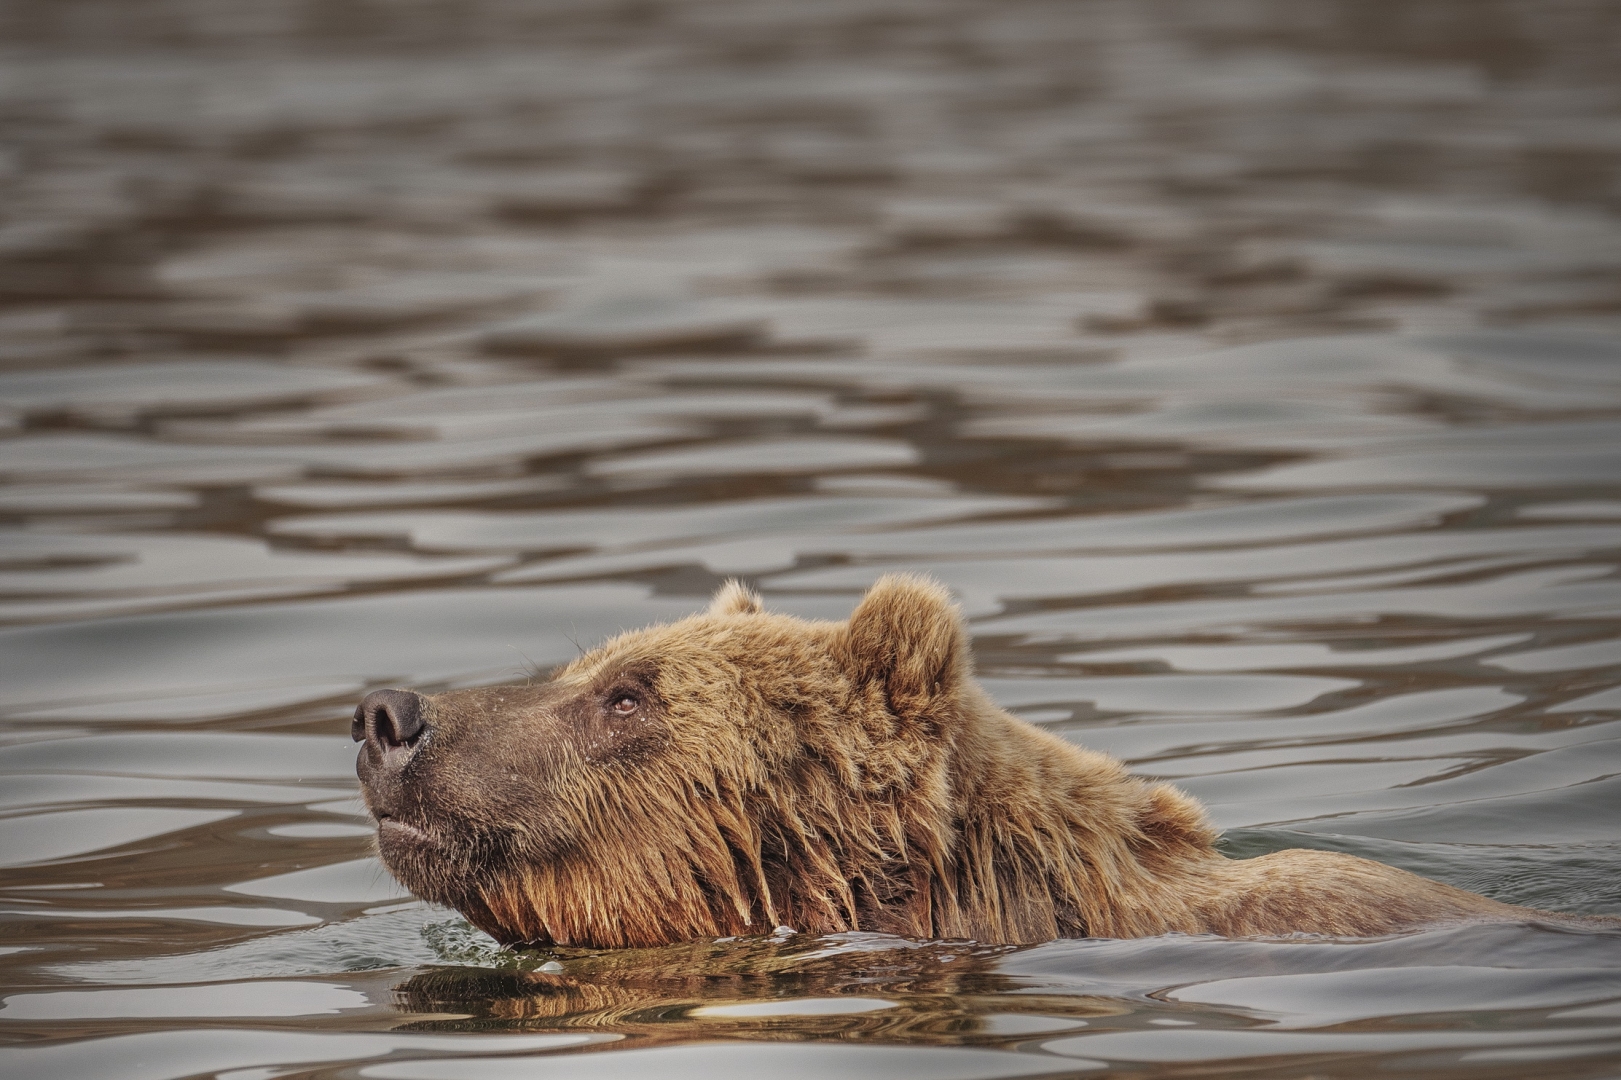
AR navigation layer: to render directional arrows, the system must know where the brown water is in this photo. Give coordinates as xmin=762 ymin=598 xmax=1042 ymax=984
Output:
xmin=4 ymin=1 xmax=1621 ymax=1077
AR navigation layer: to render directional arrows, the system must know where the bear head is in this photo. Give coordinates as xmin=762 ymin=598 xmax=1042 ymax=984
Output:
xmin=353 ymin=574 xmax=974 ymax=947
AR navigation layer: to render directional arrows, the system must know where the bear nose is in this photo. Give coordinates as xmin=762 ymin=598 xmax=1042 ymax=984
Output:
xmin=353 ymin=689 xmax=426 ymax=751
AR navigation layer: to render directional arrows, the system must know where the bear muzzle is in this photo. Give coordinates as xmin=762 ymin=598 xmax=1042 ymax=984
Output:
xmin=353 ymin=688 xmax=434 ymax=837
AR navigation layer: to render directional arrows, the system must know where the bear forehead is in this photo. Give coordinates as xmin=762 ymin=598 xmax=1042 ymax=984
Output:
xmin=559 ymin=611 xmax=843 ymax=684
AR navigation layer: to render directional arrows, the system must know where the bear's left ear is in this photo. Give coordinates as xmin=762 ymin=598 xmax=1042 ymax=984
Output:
xmin=707 ymin=579 xmax=764 ymax=616
xmin=839 ymin=574 xmax=969 ymax=722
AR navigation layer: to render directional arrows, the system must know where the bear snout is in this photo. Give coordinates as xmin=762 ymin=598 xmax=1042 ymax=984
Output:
xmin=354 ymin=687 xmax=445 ymax=849
xmin=353 ymin=688 xmax=429 ymax=815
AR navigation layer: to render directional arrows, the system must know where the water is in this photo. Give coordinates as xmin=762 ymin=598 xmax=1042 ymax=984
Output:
xmin=3 ymin=1 xmax=1621 ymax=1076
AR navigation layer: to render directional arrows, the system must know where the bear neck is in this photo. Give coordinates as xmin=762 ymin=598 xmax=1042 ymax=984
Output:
xmin=931 ymin=692 xmax=1225 ymax=940
xmin=474 ymin=771 xmax=783 ymax=948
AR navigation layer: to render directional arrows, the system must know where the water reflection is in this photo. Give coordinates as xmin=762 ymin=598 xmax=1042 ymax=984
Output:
xmin=393 ymin=934 xmax=1063 ymax=1038
xmin=3 ymin=0 xmax=1621 ymax=1077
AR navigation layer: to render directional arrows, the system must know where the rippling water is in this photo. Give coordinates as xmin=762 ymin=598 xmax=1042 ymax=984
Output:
xmin=4 ymin=2 xmax=1621 ymax=1077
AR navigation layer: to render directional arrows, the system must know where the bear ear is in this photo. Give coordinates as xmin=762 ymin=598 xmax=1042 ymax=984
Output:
xmin=840 ymin=574 xmax=969 ymax=718
xmin=707 ymin=579 xmax=764 ymax=616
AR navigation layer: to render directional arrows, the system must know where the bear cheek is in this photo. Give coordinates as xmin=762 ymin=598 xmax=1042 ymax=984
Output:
xmin=501 ymin=695 xmax=672 ymax=853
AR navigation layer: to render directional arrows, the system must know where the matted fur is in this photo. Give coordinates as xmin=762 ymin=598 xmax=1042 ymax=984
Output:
xmin=358 ymin=575 xmax=1617 ymax=946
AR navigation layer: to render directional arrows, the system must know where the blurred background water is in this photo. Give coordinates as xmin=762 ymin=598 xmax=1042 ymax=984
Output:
xmin=3 ymin=1 xmax=1621 ymax=1078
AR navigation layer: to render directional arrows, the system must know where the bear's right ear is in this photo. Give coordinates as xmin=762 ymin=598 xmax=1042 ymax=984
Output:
xmin=839 ymin=574 xmax=969 ymax=723
xmin=707 ymin=579 xmax=764 ymax=616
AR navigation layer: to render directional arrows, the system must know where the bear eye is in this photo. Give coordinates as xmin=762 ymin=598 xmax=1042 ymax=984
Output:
xmin=610 ymin=694 xmax=639 ymax=715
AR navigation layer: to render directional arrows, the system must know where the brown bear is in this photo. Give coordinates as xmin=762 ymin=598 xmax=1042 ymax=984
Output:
xmin=354 ymin=575 xmax=1617 ymax=947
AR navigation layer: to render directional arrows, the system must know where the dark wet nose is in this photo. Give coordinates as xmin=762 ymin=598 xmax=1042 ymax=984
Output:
xmin=353 ymin=689 xmax=426 ymax=751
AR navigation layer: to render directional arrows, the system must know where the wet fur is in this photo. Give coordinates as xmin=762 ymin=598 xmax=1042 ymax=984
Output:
xmin=365 ymin=575 xmax=1618 ymax=946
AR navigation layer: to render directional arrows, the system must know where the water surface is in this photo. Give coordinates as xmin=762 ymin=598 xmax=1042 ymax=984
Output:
xmin=3 ymin=1 xmax=1621 ymax=1077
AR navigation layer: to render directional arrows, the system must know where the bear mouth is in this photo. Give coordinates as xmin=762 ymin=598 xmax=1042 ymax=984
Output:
xmin=376 ymin=813 xmax=437 ymax=847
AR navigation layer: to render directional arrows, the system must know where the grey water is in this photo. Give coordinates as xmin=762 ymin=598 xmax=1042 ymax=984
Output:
xmin=3 ymin=1 xmax=1621 ymax=1077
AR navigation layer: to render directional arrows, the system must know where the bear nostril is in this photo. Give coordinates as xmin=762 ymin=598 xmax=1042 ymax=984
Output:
xmin=356 ymin=689 xmax=426 ymax=751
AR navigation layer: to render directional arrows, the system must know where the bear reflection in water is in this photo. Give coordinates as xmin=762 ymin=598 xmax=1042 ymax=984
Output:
xmin=354 ymin=575 xmax=1619 ymax=948
xmin=392 ymin=932 xmax=1116 ymax=1037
